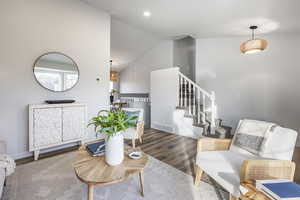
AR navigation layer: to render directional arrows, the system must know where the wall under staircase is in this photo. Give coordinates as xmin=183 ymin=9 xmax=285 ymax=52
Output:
xmin=150 ymin=67 xmax=179 ymax=133
xmin=151 ymin=67 xmax=219 ymax=138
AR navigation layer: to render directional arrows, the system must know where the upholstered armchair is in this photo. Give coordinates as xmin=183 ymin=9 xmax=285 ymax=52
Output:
xmin=194 ymin=119 xmax=297 ymax=200
xmin=122 ymin=108 xmax=145 ymax=148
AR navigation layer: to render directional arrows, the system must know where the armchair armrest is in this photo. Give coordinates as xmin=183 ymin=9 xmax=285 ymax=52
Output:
xmin=0 ymin=140 xmax=6 ymax=154
xmin=240 ymin=160 xmax=296 ymax=182
xmin=136 ymin=120 xmax=145 ymax=138
xmin=197 ymin=138 xmax=232 ymax=153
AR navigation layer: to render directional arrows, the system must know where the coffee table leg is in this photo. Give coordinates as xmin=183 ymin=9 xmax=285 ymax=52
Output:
xmin=139 ymin=170 xmax=144 ymax=197
xmin=88 ymin=184 xmax=94 ymax=200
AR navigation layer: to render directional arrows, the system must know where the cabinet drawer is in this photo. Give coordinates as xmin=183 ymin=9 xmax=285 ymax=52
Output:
xmin=33 ymin=108 xmax=62 ymax=147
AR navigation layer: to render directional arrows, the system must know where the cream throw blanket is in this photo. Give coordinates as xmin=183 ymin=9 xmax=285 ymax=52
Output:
xmin=0 ymin=154 xmax=16 ymax=176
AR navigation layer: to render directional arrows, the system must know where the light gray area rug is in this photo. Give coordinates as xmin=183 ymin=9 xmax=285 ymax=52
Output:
xmin=3 ymin=152 xmax=227 ymax=200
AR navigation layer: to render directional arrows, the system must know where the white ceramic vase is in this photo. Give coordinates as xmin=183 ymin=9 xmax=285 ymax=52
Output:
xmin=105 ymin=132 xmax=124 ymax=166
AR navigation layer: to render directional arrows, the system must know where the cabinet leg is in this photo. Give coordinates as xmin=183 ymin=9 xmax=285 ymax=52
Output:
xmin=34 ymin=150 xmax=40 ymax=161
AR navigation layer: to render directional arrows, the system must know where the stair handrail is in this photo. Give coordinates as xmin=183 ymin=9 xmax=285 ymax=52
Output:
xmin=178 ymin=71 xmax=211 ymax=98
xmin=178 ymin=71 xmax=216 ymax=133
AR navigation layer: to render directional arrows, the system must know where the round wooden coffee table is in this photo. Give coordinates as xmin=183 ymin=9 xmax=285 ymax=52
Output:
xmin=73 ymin=145 xmax=148 ymax=200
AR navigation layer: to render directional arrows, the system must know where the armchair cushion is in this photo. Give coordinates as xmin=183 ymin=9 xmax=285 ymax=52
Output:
xmin=123 ymin=127 xmax=139 ymax=139
xmin=122 ymin=108 xmax=144 ymax=122
xmin=230 ymin=119 xmax=276 ymax=156
xmin=196 ymin=150 xmax=263 ymax=197
xmin=124 ymin=110 xmax=140 ymax=124
xmin=230 ymin=120 xmax=297 ymax=160
xmin=259 ymin=126 xmax=297 ymax=160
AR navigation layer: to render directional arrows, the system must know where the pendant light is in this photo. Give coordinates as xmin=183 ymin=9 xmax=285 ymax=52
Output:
xmin=109 ymin=60 xmax=119 ymax=82
xmin=240 ymin=26 xmax=268 ymax=54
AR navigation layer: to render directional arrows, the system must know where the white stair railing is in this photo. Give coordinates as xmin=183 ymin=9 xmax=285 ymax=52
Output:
xmin=178 ymin=71 xmax=216 ymax=133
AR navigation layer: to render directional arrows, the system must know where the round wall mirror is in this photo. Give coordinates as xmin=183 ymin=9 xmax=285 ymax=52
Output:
xmin=33 ymin=52 xmax=79 ymax=92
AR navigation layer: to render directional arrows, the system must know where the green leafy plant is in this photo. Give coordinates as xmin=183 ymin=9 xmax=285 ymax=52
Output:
xmin=110 ymin=89 xmax=118 ymax=95
xmin=88 ymin=109 xmax=138 ymax=139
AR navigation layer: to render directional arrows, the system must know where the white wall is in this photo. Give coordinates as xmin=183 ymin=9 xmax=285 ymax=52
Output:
xmin=151 ymin=68 xmax=179 ymax=132
xmin=119 ymin=40 xmax=174 ymax=93
xmin=0 ymin=0 xmax=111 ymax=158
xmin=196 ymin=34 xmax=300 ymax=145
xmin=111 ymin=18 xmax=161 ymax=71
xmin=173 ymin=36 xmax=196 ymax=81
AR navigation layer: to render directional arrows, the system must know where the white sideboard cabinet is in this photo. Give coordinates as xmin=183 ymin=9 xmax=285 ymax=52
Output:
xmin=29 ymin=103 xmax=87 ymax=160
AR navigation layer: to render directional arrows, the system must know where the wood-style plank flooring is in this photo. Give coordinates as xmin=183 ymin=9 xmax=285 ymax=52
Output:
xmin=17 ymin=128 xmax=300 ymax=183
xmin=137 ymin=129 xmax=197 ymax=176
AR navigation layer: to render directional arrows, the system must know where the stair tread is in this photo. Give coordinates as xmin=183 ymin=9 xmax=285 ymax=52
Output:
xmin=176 ymin=106 xmax=187 ymax=110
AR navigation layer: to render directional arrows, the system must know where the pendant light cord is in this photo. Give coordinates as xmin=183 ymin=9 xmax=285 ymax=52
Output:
xmin=249 ymin=25 xmax=257 ymax=40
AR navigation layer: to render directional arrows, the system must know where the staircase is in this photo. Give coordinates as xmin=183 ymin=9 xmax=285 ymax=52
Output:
xmin=176 ymin=71 xmax=232 ymax=137
xmin=150 ymin=67 xmax=232 ymax=138
xmin=177 ymin=71 xmax=217 ymax=135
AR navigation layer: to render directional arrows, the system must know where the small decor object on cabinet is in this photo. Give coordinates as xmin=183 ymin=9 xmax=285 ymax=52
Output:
xmin=88 ymin=109 xmax=137 ymax=166
xmin=29 ymin=103 xmax=87 ymax=160
xmin=45 ymin=100 xmax=75 ymax=104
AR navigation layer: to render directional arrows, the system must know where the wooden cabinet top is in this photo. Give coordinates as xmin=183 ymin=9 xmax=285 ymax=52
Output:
xmin=29 ymin=103 xmax=87 ymax=109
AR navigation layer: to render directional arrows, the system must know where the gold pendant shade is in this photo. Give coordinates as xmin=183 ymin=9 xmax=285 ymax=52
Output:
xmin=240 ymin=38 xmax=268 ymax=54
xmin=240 ymin=26 xmax=268 ymax=54
xmin=110 ymin=71 xmax=118 ymax=82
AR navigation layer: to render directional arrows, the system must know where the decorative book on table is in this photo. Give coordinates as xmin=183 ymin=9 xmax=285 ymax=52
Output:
xmin=86 ymin=141 xmax=105 ymax=157
xmin=256 ymin=179 xmax=300 ymax=200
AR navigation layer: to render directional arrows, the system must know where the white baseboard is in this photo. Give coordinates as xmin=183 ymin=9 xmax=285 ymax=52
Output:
xmin=11 ymin=142 xmax=80 ymax=160
xmin=11 ymin=135 xmax=106 ymax=160
xmin=151 ymin=122 xmax=174 ymax=133
xmin=11 ymin=152 xmax=33 ymax=160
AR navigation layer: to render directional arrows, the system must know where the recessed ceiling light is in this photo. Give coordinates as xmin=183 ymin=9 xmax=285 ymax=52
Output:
xmin=143 ymin=11 xmax=151 ymax=17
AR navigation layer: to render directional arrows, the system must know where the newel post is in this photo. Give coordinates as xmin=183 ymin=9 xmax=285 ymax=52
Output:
xmin=210 ymin=91 xmax=216 ymax=134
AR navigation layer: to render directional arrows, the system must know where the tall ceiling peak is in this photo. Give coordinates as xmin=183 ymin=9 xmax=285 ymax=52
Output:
xmin=83 ymin=0 xmax=300 ymax=38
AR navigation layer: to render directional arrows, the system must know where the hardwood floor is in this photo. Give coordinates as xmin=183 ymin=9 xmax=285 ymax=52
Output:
xmin=137 ymin=129 xmax=197 ymax=176
xmin=16 ymin=128 xmax=300 ymax=183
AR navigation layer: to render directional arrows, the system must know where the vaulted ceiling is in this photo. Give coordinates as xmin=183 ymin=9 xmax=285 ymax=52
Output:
xmin=84 ymin=0 xmax=300 ymax=38
xmin=82 ymin=0 xmax=300 ymax=71
xmin=110 ymin=19 xmax=161 ymax=71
